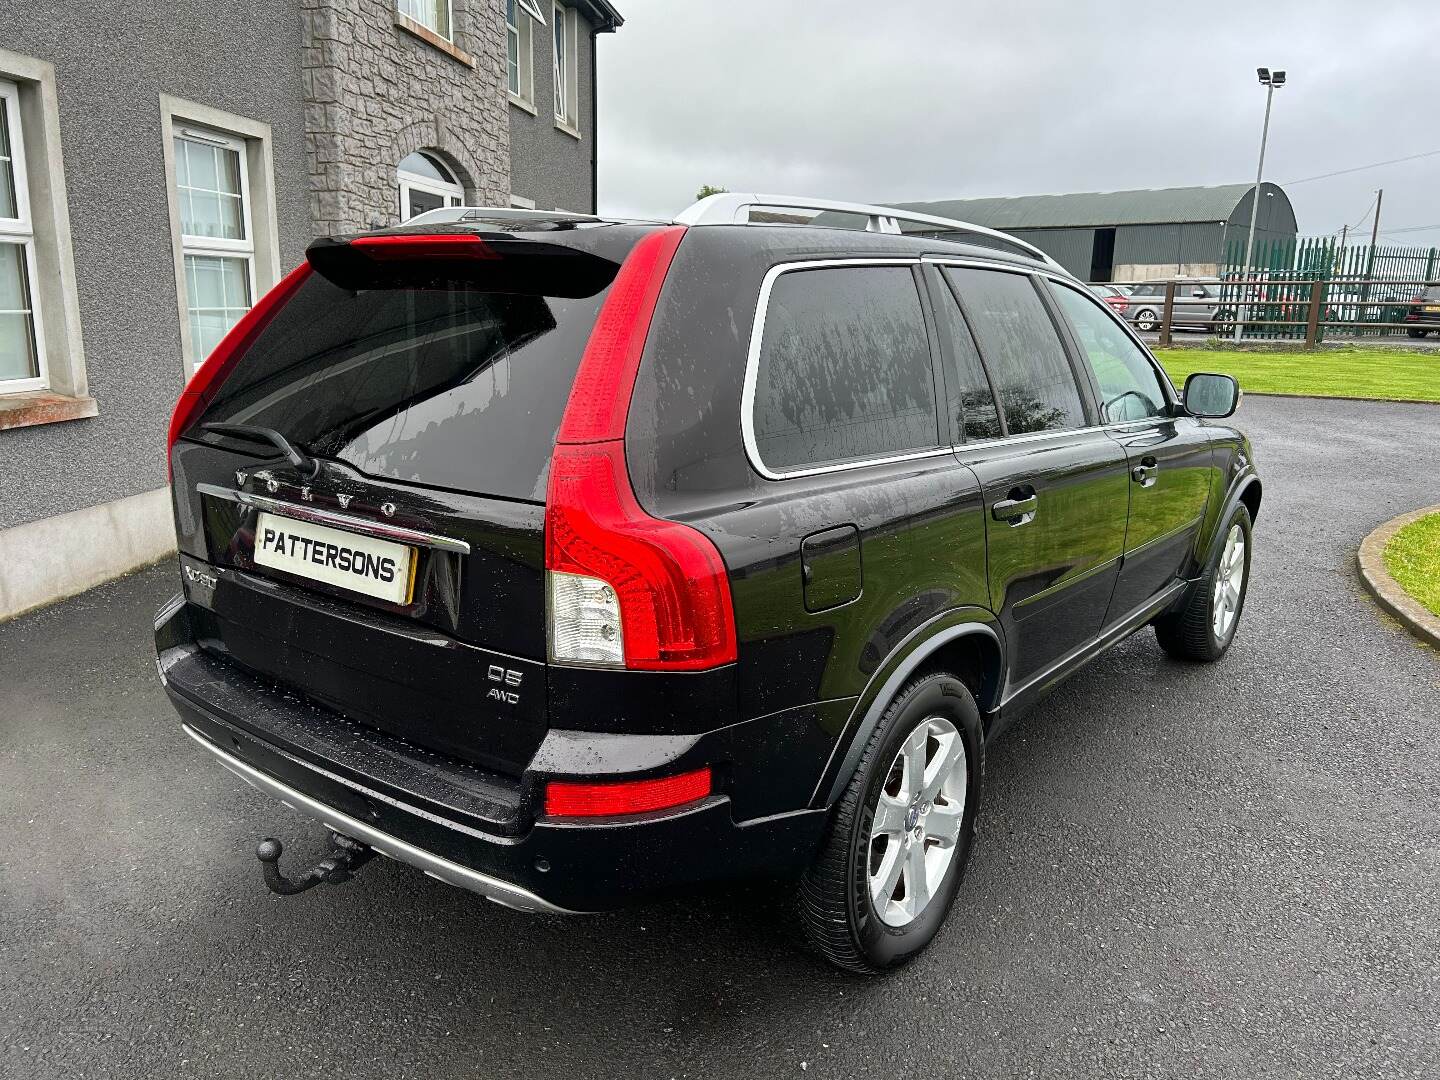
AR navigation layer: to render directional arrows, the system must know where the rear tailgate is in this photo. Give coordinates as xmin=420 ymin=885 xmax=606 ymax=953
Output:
xmin=169 ymin=224 xmax=657 ymax=774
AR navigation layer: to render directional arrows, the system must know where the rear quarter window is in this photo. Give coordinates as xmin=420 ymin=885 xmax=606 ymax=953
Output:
xmin=750 ymin=265 xmax=940 ymax=472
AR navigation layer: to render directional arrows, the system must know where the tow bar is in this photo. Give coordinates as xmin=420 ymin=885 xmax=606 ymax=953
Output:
xmin=254 ymin=832 xmax=377 ymax=896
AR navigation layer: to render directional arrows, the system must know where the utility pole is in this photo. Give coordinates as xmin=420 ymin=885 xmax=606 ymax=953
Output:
xmin=1234 ymin=67 xmax=1286 ymax=343
xmin=1361 ymin=188 xmax=1384 ymax=311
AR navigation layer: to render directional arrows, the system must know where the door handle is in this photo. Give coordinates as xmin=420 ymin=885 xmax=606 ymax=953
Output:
xmin=991 ymin=493 xmax=1038 ymax=525
xmin=1131 ymin=457 xmax=1159 ymax=487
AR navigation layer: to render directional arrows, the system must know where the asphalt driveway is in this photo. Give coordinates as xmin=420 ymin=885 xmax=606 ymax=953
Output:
xmin=2 ymin=395 xmax=1438 ymax=1080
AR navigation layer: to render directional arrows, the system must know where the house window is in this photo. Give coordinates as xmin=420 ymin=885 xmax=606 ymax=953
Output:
xmin=397 ymin=0 xmax=452 ymax=40
xmin=0 ymin=78 xmax=45 ymax=392
xmin=506 ymin=0 xmax=540 ymax=107
xmin=161 ymin=98 xmax=281 ymax=377
xmin=174 ymin=128 xmax=255 ymax=367
xmin=398 ymin=151 xmax=464 ymax=221
xmin=0 ymin=53 xmax=91 ymax=422
xmin=552 ymin=4 xmax=578 ymax=131
xmin=0 ymin=80 xmax=43 ymax=393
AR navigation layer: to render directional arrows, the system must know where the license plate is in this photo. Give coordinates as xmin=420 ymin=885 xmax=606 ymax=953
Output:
xmin=253 ymin=511 xmax=414 ymax=604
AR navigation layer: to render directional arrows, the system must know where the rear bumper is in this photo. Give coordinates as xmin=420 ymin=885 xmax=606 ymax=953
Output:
xmin=180 ymin=722 xmax=575 ymax=913
xmin=156 ymin=597 xmax=828 ymax=912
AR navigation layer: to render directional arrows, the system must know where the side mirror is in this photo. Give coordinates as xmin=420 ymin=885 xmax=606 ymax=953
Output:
xmin=1191 ymin=287 xmax=1207 ymax=298
xmin=1184 ymin=372 xmax=1241 ymax=418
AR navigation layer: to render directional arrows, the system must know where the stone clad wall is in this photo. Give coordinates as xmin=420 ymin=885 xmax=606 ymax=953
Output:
xmin=301 ymin=0 xmax=510 ymax=236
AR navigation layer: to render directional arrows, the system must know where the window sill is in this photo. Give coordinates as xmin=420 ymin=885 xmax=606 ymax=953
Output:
xmin=0 ymin=391 xmax=99 ymax=431
xmin=394 ymin=14 xmax=476 ymax=68
xmin=553 ymin=119 xmax=582 ymax=141
xmin=509 ymin=93 xmax=537 ymax=116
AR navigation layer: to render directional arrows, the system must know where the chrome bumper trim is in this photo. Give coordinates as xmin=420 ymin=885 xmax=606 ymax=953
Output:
xmin=181 ymin=724 xmax=580 ymax=915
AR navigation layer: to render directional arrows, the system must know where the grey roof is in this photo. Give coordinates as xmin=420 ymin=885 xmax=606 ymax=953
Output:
xmin=894 ymin=183 xmax=1285 ymax=230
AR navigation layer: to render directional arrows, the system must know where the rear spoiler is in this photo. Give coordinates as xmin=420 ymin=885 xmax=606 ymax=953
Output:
xmin=306 ymin=231 xmax=620 ymax=297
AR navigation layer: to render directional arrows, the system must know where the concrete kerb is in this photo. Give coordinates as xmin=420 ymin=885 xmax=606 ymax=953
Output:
xmin=1357 ymin=504 xmax=1440 ymax=649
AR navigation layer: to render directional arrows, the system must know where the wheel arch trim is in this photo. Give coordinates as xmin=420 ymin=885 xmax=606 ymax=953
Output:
xmin=1204 ymin=471 xmax=1261 ymax=564
xmin=812 ymin=610 xmax=1003 ymax=809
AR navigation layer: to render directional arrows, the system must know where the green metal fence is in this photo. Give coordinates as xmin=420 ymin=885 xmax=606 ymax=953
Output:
xmin=1221 ymin=235 xmax=1440 ymax=341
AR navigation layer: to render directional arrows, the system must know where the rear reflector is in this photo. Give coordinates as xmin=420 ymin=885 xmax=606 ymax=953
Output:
xmin=544 ymin=767 xmax=712 ymax=818
xmin=167 ymin=262 xmax=313 ymax=480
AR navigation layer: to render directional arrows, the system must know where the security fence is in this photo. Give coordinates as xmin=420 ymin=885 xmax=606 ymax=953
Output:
xmin=1090 ymin=275 xmax=1440 ymax=348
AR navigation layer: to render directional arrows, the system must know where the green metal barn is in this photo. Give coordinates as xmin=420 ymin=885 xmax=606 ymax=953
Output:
xmin=896 ymin=183 xmax=1297 ymax=282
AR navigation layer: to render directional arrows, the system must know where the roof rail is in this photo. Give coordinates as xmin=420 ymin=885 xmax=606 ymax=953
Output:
xmin=674 ymin=192 xmax=1060 ymax=267
xmin=404 ymin=206 xmax=602 ymax=226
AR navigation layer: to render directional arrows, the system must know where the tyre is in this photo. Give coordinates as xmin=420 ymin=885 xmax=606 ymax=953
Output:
xmin=1134 ymin=308 xmax=1159 ymax=332
xmin=798 ymin=672 xmax=983 ymax=975
xmin=1154 ymin=504 xmax=1252 ymax=661
xmin=1408 ymin=328 xmax=1428 ymax=339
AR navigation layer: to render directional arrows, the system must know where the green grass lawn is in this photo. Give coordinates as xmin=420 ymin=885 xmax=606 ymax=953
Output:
xmin=1154 ymin=347 xmax=1440 ymax=403
xmin=1384 ymin=512 xmax=1440 ymax=619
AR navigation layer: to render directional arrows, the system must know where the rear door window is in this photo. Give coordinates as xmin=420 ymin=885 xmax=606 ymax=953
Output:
xmin=197 ymin=267 xmax=612 ymax=502
xmin=751 ymin=264 xmax=940 ymax=472
xmin=943 ymin=267 xmax=1087 ymax=434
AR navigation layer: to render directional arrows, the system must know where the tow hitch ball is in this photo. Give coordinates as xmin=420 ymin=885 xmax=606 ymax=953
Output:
xmin=254 ymin=832 xmax=377 ymax=896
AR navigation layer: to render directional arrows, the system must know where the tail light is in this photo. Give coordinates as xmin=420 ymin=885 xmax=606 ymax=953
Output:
xmin=166 ymin=262 xmax=313 ymax=479
xmin=545 ymin=226 xmax=738 ymax=671
xmin=544 ymin=766 xmax=712 ymax=817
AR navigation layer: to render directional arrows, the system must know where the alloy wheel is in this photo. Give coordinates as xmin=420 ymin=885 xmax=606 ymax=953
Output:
xmin=1211 ymin=523 xmax=1246 ymax=639
xmin=867 ymin=716 xmax=968 ymax=928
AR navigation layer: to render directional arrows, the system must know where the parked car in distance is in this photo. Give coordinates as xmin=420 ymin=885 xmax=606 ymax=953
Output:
xmin=1088 ymin=282 xmax=1131 ymax=316
xmin=1404 ymin=284 xmax=1440 ymax=337
xmin=1126 ymin=278 xmax=1224 ymax=333
xmin=155 ymin=193 xmax=1262 ymax=975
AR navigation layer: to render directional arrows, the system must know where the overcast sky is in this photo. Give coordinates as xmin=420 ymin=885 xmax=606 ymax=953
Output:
xmin=597 ymin=1 xmax=1440 ymax=249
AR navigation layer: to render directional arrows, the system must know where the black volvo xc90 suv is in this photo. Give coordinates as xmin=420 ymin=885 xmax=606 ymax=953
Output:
xmin=155 ymin=194 xmax=1260 ymax=973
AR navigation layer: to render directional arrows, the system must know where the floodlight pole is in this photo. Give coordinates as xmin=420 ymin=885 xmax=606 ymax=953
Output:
xmin=1234 ymin=73 xmax=1280 ymax=343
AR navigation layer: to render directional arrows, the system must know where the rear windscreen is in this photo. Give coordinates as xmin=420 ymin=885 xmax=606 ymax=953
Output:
xmin=197 ymin=267 xmax=613 ymax=502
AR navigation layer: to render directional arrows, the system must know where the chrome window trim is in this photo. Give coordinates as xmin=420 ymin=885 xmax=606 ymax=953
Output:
xmin=742 ymin=258 xmax=956 ymax=481
xmin=742 ymin=257 xmax=1173 ymax=481
xmin=194 ymin=483 xmax=472 ymax=555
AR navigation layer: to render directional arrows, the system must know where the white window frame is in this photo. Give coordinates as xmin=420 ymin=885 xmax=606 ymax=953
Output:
xmin=397 ymin=0 xmax=454 ymax=41
xmin=552 ymin=3 xmax=579 ymax=134
xmin=160 ymin=96 xmax=281 ymax=378
xmin=174 ymin=126 xmax=257 ymax=373
xmin=0 ymin=77 xmax=48 ymax=394
xmin=506 ymin=0 xmax=539 ymax=110
xmin=398 ymin=156 xmax=465 ymax=222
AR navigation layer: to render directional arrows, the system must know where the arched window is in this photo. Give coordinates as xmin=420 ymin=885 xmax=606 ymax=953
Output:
xmin=397 ymin=152 xmax=463 ymax=221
